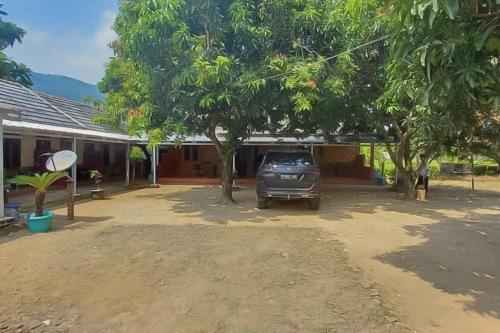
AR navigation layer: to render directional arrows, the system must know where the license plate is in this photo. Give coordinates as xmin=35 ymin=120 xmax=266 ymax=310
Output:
xmin=280 ymin=174 xmax=298 ymax=181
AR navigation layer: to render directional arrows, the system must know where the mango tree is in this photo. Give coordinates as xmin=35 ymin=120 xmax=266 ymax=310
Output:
xmin=99 ymin=0 xmax=361 ymax=203
xmin=371 ymin=0 xmax=500 ymax=197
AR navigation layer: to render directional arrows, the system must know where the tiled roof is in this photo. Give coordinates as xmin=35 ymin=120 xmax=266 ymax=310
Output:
xmin=0 ymin=79 xmax=120 ymax=135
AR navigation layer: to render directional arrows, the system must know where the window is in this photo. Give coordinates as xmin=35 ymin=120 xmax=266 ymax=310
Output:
xmin=36 ymin=139 xmax=51 ymax=151
xmin=103 ymin=144 xmax=110 ymax=166
xmin=192 ymin=146 xmax=199 ymax=161
xmin=61 ymin=140 xmax=72 ymax=150
xmin=263 ymin=151 xmax=313 ymax=166
xmin=85 ymin=142 xmax=95 ymax=152
xmin=3 ymin=139 xmax=20 ymax=169
xmin=183 ymin=146 xmax=190 ymax=161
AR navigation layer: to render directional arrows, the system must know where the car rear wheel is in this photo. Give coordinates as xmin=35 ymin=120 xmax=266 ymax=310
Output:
xmin=256 ymin=195 xmax=267 ymax=209
xmin=309 ymin=198 xmax=320 ymax=210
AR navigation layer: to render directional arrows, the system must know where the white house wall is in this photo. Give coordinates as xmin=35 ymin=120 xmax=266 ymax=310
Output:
xmin=20 ymin=134 xmax=35 ymax=168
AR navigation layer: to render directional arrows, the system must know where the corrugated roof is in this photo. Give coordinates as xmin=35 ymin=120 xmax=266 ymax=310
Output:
xmin=0 ymin=79 xmax=124 ymax=137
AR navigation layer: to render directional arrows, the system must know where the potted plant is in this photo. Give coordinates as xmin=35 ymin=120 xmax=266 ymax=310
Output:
xmin=89 ymin=170 xmax=104 ymax=199
xmin=14 ymin=172 xmax=67 ymax=233
xmin=128 ymin=146 xmax=147 ymax=186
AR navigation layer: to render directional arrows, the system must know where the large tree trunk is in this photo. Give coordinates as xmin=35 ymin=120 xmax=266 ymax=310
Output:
xmin=35 ymin=191 xmax=46 ymax=217
xmin=207 ymin=127 xmax=237 ymax=204
xmin=402 ymin=170 xmax=416 ymax=199
xmin=219 ymin=151 xmax=234 ymax=203
xmin=384 ymin=122 xmax=417 ymax=199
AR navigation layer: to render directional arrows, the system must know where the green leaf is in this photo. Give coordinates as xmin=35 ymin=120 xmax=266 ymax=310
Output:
xmin=442 ymin=0 xmax=459 ymax=19
xmin=428 ymin=9 xmax=437 ymax=28
xmin=476 ymin=23 xmax=499 ymax=51
xmin=432 ymin=0 xmax=438 ymax=12
xmin=420 ymin=47 xmax=428 ymax=67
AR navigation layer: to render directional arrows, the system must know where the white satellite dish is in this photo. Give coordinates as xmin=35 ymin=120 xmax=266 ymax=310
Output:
xmin=45 ymin=150 xmax=77 ymax=172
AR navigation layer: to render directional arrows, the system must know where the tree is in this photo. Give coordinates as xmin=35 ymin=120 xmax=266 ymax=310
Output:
xmin=370 ymin=0 xmax=500 ymax=197
xmin=450 ymin=109 xmax=500 ymax=166
xmin=0 ymin=4 xmax=32 ymax=86
xmin=128 ymin=146 xmax=147 ymax=185
xmin=100 ymin=0 xmax=361 ymax=202
xmin=14 ymin=172 xmax=68 ymax=216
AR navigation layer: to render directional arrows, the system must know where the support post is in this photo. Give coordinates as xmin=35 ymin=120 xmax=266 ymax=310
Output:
xmin=394 ymin=143 xmax=399 ymax=186
xmin=232 ymin=151 xmax=237 ymax=188
xmin=370 ymin=142 xmax=375 ymax=171
xmin=72 ymin=137 xmax=77 ymax=194
xmin=471 ymin=153 xmax=475 ymax=190
xmin=0 ymin=114 xmax=4 ymax=217
xmin=66 ymin=179 xmax=74 ymax=220
xmin=152 ymin=146 xmax=157 ymax=185
xmin=126 ymin=142 xmax=130 ymax=186
xmin=232 ymin=152 xmax=236 ymax=171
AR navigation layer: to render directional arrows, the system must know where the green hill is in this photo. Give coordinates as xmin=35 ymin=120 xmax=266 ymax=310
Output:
xmin=30 ymin=72 xmax=104 ymax=102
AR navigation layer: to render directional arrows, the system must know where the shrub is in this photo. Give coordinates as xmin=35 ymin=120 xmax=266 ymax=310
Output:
xmin=474 ymin=164 xmax=500 ymax=175
xmin=428 ymin=161 xmax=441 ymax=178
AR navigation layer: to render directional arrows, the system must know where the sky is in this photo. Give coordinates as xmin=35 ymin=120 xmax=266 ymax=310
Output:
xmin=3 ymin=0 xmax=118 ymax=84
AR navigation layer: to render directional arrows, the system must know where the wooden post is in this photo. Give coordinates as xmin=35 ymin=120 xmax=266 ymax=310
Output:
xmin=126 ymin=142 xmax=130 ymax=186
xmin=369 ymin=143 xmax=375 ymax=171
xmin=66 ymin=179 xmax=74 ymax=220
xmin=471 ymin=153 xmax=475 ymax=190
xmin=72 ymin=137 xmax=77 ymax=194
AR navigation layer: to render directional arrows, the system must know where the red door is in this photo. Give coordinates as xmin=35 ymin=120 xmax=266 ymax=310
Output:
xmin=159 ymin=148 xmax=183 ymax=177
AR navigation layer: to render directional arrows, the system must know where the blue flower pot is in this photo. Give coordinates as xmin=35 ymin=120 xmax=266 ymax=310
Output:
xmin=26 ymin=211 xmax=54 ymax=233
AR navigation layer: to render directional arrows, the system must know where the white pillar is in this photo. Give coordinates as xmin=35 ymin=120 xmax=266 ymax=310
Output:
xmin=152 ymin=146 xmax=157 ymax=185
xmin=72 ymin=137 xmax=77 ymax=194
xmin=153 ymin=147 xmax=159 ymax=185
xmin=0 ymin=115 xmax=4 ymax=217
xmin=394 ymin=143 xmax=399 ymax=185
xmin=125 ymin=143 xmax=130 ymax=186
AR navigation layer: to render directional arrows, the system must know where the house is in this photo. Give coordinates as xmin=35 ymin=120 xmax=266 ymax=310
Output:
xmin=0 ymin=78 xmax=385 ymax=192
xmin=156 ymin=134 xmax=380 ymax=185
xmin=0 ymin=79 xmax=138 ymax=192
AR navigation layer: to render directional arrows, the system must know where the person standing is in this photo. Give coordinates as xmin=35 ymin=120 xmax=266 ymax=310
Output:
xmin=416 ymin=154 xmax=429 ymax=192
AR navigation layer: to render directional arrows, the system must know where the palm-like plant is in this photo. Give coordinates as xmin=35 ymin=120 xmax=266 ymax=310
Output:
xmin=14 ymin=172 xmax=68 ymax=217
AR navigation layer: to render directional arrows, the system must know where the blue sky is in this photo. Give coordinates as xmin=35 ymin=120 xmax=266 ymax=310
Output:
xmin=3 ymin=0 xmax=118 ymax=84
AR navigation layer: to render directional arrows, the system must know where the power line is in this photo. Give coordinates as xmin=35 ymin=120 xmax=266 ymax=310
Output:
xmin=244 ymin=33 xmax=393 ymax=85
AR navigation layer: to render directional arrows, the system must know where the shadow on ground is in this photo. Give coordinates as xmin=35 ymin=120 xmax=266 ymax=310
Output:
xmin=0 ymin=223 xmax=411 ymax=332
xmin=377 ymin=213 xmax=500 ymax=319
xmin=137 ymin=184 xmax=500 ymax=319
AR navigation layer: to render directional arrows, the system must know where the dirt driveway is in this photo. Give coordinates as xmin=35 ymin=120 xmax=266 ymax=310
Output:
xmin=0 ymin=178 xmax=499 ymax=332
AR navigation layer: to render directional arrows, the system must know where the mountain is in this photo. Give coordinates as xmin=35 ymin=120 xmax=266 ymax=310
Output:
xmin=30 ymin=72 xmax=104 ymax=102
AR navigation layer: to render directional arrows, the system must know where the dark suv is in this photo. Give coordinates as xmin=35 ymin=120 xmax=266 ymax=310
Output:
xmin=256 ymin=150 xmax=321 ymax=210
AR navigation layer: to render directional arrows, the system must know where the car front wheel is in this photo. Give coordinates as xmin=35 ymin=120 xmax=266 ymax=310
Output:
xmin=256 ymin=194 xmax=267 ymax=209
xmin=309 ymin=198 xmax=320 ymax=210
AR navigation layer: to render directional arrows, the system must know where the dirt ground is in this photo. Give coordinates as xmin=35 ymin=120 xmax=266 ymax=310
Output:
xmin=0 ymin=176 xmax=499 ymax=332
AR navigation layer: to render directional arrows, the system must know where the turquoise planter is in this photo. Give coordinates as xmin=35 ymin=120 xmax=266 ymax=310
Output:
xmin=26 ymin=211 xmax=54 ymax=233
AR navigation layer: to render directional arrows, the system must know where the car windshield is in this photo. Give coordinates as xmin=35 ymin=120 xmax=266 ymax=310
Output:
xmin=263 ymin=152 xmax=313 ymax=166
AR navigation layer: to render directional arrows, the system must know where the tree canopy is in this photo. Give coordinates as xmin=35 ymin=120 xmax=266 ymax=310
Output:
xmin=372 ymin=0 xmax=500 ymax=197
xmin=100 ymin=0 xmax=375 ymax=201
xmin=0 ymin=4 xmax=31 ymax=87
xmin=100 ymin=0 xmax=500 ymax=200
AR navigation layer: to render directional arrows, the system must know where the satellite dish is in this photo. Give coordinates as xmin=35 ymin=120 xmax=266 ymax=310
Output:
xmin=45 ymin=150 xmax=77 ymax=172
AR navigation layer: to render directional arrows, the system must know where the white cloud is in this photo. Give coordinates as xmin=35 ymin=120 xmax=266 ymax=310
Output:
xmin=5 ymin=10 xmax=117 ymax=84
